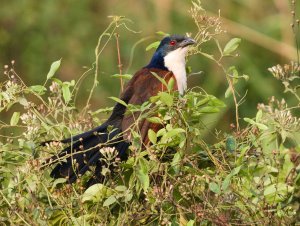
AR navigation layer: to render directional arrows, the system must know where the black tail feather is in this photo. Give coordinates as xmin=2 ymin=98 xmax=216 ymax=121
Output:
xmin=41 ymin=124 xmax=108 ymax=146
xmin=84 ymin=141 xmax=130 ymax=187
xmin=59 ymin=123 xmax=108 ymax=144
xmin=45 ymin=124 xmax=129 ymax=185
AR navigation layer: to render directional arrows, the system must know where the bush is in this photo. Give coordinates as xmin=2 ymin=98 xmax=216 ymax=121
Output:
xmin=0 ymin=1 xmax=299 ymax=225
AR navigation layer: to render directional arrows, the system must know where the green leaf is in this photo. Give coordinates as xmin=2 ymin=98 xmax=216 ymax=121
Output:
xmin=10 ymin=112 xmax=20 ymax=126
xmin=256 ymin=123 xmax=268 ymax=130
xmin=208 ymin=96 xmax=226 ymax=107
xmin=171 ymin=152 xmax=182 ymax=174
xmin=52 ymin=78 xmax=63 ymax=85
xmin=199 ymin=106 xmax=220 ymax=113
xmin=146 ymin=117 xmax=162 ymax=124
xmin=223 ymin=38 xmax=241 ymax=56
xmin=186 ymin=220 xmax=195 ymax=226
xmin=221 ymin=175 xmax=231 ymax=191
xmin=280 ymin=130 xmax=289 ymax=143
xmin=115 ymin=186 xmax=127 ymax=192
xmin=146 ymin=41 xmax=160 ymax=51
xmin=49 ymin=210 xmax=65 ymax=225
xmin=209 ymin=182 xmax=221 ymax=194
xmin=156 ymin=128 xmax=166 ymax=137
xmin=279 ymin=154 xmax=294 ymax=182
xmin=256 ymin=109 xmax=263 ymax=122
xmin=82 ymin=184 xmax=104 ymax=202
xmin=221 ymin=165 xmax=242 ymax=192
xmin=244 ymin=117 xmax=256 ymax=125
xmin=148 ymin=129 xmax=157 ymax=144
xmin=149 ymin=95 xmax=160 ymax=103
xmin=151 ymin=72 xmax=168 ymax=87
xmin=264 ymin=183 xmax=293 ymax=198
xmin=124 ymin=192 xmax=133 ymax=202
xmin=92 ymin=107 xmax=114 ymax=115
xmin=167 ymin=77 xmax=175 ymax=91
xmin=62 ymin=84 xmax=71 ymax=103
xmin=195 ymin=97 xmax=209 ymax=106
xmin=244 ymin=118 xmax=268 ymax=130
xmin=47 ymin=59 xmax=61 ymax=80
xmin=137 ymin=158 xmax=149 ymax=192
xmin=51 ymin=178 xmax=67 ymax=190
xmin=228 ymin=66 xmax=239 ymax=78
xmin=1 ymin=92 xmax=10 ymax=101
xmin=156 ymin=31 xmax=169 ymax=36
xmin=109 ymin=97 xmax=127 ymax=107
xmin=242 ymin=74 xmax=249 ymax=81
xmin=231 ymin=165 xmax=242 ymax=175
xmin=162 ymin=128 xmax=185 ymax=141
xmin=111 ymin=74 xmax=133 ymax=80
xmin=159 ymin=92 xmax=173 ymax=107
xmin=82 ymin=184 xmax=113 ymax=202
xmin=103 ymin=195 xmax=117 ymax=207
xmin=17 ymin=97 xmax=29 ymax=107
xmin=199 ymin=52 xmax=215 ymax=60
xmin=29 ymin=85 xmax=47 ymax=95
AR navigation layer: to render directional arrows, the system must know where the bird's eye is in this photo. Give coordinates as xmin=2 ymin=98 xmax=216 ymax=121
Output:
xmin=169 ymin=40 xmax=176 ymax=46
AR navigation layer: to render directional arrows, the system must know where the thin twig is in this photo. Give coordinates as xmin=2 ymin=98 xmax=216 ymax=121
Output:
xmin=227 ymin=76 xmax=240 ymax=130
xmin=84 ymin=21 xmax=118 ymax=112
xmin=290 ymin=0 xmax=300 ymax=75
xmin=115 ymin=33 xmax=124 ymax=93
xmin=203 ymin=53 xmax=241 ymax=131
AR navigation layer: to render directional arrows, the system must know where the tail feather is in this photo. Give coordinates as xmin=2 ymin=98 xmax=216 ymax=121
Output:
xmin=46 ymin=124 xmax=129 ymax=184
xmin=59 ymin=124 xmax=108 ymax=144
xmin=46 ymin=124 xmax=108 ymax=166
xmin=84 ymin=141 xmax=130 ymax=187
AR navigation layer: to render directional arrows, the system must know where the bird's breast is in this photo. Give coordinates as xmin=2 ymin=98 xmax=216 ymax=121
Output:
xmin=163 ymin=48 xmax=188 ymax=95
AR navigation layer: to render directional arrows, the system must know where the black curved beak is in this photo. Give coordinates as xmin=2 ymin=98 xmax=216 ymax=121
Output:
xmin=179 ymin=37 xmax=196 ymax=48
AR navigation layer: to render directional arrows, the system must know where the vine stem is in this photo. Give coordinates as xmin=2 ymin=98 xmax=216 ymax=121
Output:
xmin=212 ymin=55 xmax=241 ymax=131
xmin=115 ymin=33 xmax=124 ymax=93
xmin=227 ymin=75 xmax=240 ymax=131
xmin=83 ymin=21 xmax=118 ymax=112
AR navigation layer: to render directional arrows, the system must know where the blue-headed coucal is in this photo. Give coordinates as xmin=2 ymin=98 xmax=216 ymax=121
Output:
xmin=44 ymin=35 xmax=196 ymax=187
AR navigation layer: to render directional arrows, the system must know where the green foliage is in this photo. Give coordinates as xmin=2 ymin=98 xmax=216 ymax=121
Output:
xmin=1 ymin=60 xmax=299 ymax=224
xmin=223 ymin=38 xmax=241 ymax=56
xmin=1 ymin=0 xmax=299 ymax=136
xmin=46 ymin=59 xmax=62 ymax=81
xmin=145 ymin=41 xmax=160 ymax=51
xmin=1 ymin=1 xmax=300 ymax=225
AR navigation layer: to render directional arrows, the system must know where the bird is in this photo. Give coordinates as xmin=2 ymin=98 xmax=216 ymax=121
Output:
xmin=44 ymin=35 xmax=196 ymax=187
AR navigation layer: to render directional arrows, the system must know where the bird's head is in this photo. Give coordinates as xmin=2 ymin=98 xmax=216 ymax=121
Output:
xmin=146 ymin=35 xmax=196 ymax=70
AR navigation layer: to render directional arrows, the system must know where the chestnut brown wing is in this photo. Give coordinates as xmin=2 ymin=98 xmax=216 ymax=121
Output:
xmin=120 ymin=68 xmax=177 ymax=145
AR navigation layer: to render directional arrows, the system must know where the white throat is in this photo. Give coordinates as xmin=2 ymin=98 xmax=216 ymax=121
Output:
xmin=164 ymin=47 xmax=188 ymax=95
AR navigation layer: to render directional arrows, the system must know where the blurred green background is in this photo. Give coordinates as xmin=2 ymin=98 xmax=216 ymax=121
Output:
xmin=0 ymin=0 xmax=299 ymax=134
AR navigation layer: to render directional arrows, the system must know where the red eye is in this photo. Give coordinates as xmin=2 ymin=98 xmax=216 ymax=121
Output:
xmin=169 ymin=40 xmax=176 ymax=46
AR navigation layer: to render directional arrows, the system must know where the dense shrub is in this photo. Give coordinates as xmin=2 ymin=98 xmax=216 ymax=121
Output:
xmin=0 ymin=1 xmax=299 ymax=225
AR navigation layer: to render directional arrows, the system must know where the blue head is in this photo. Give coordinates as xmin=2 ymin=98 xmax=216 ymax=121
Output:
xmin=145 ymin=35 xmax=196 ymax=70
